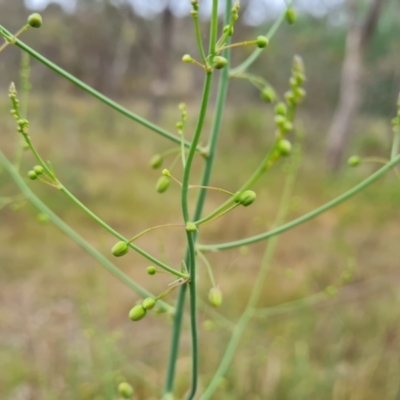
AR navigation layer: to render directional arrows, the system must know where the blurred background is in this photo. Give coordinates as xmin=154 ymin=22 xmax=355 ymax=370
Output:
xmin=1 ymin=0 xmax=400 ymax=399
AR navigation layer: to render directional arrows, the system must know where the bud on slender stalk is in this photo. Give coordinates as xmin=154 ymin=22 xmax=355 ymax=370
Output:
xmin=261 ymin=87 xmax=276 ymax=103
xmin=150 ymin=154 xmax=163 ymax=169
xmin=147 ymin=266 xmax=157 ymax=275
xmin=285 ymin=8 xmax=297 ymax=25
xmin=33 ymin=165 xmax=44 ymax=175
xmin=213 ymin=56 xmax=228 ymax=70
xmin=255 ymin=36 xmax=269 ymax=48
xmin=238 ymin=190 xmax=256 ymax=207
xmin=156 ymin=176 xmax=170 ymax=193
xmin=28 ymin=13 xmax=43 ymax=28
xmin=142 ymin=298 xmax=156 ymax=310
xmin=277 ymin=139 xmax=292 ymax=156
xmin=347 ymin=155 xmax=361 ymax=167
xmin=28 ymin=170 xmax=37 ymax=180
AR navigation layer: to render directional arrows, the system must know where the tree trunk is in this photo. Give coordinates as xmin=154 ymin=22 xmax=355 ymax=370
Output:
xmin=326 ymin=0 xmax=385 ymax=171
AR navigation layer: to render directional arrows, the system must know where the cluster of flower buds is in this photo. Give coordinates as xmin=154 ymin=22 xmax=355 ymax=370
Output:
xmin=285 ymin=55 xmax=306 ymax=107
xmin=118 ymin=382 xmax=134 ymax=399
xmin=27 ymin=165 xmax=44 ymax=181
xmin=129 ymin=297 xmax=157 ymax=322
xmin=176 ymin=102 xmax=187 ymax=134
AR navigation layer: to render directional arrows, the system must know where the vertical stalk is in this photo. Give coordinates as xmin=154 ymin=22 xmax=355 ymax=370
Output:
xmin=163 ymin=1 xmax=226 ymax=398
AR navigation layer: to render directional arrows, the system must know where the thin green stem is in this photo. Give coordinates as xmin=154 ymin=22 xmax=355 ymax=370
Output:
xmin=0 ymin=150 xmax=173 ymax=313
xmin=200 ymin=144 xmax=300 ymax=400
xmin=230 ymin=0 xmax=295 ymax=75
xmin=391 ymin=126 xmax=400 ymax=160
xmin=197 ymin=250 xmax=216 ymax=287
xmin=218 ymin=40 xmax=257 ymax=52
xmin=127 ymin=223 xmax=185 ymax=243
xmin=197 ymin=203 xmax=240 ymax=226
xmin=188 ymin=185 xmax=235 ymax=196
xmin=164 ymin=1 xmax=231 ymax=396
xmin=0 ymin=25 xmax=193 ymax=149
xmin=193 ymin=14 xmax=208 ymax=67
xmin=199 ymin=153 xmax=400 ymax=252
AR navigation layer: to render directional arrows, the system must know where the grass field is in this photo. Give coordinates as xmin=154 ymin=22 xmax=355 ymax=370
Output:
xmin=1 ymin=95 xmax=400 ymax=400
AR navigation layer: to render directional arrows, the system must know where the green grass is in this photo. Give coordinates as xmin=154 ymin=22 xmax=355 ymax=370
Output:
xmin=1 ymin=96 xmax=400 ymax=399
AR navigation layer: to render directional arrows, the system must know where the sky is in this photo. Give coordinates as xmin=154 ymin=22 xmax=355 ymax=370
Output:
xmin=24 ymin=0 xmax=345 ymax=25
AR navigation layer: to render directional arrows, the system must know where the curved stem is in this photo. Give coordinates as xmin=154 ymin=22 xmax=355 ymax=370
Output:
xmin=199 ymin=153 xmax=400 ymax=252
xmin=0 ymin=150 xmax=173 ymax=313
xmin=193 ymin=13 xmax=208 ymax=67
xmin=127 ymin=223 xmax=185 ymax=243
xmin=0 ymin=24 xmax=193 ymax=149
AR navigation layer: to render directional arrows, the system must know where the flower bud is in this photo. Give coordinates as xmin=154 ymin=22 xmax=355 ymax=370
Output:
xmin=190 ymin=10 xmax=198 ymax=17
xmin=238 ymin=190 xmax=256 ymax=207
xmin=282 ymin=121 xmax=293 ymax=133
xmin=150 ymin=154 xmax=163 ymax=169
xmin=261 ymin=87 xmax=276 ymax=103
xmin=294 ymin=87 xmax=306 ymax=101
xmin=292 ymin=55 xmax=305 ymax=75
xmin=285 ymin=91 xmax=296 ymax=106
xmin=147 ymin=266 xmax=157 ymax=275
xmin=277 ymin=139 xmax=292 ymax=157
xmin=156 ymin=176 xmax=170 ymax=193
xmin=255 ymin=36 xmax=269 ymax=48
xmin=142 ymin=298 xmax=156 ymax=310
xmin=33 ymin=165 xmax=44 ymax=175
xmin=208 ymin=287 xmax=223 ymax=307
xmin=118 ymin=382 xmax=134 ymax=398
xmin=112 ymin=241 xmax=129 ymax=257
xmin=28 ymin=170 xmax=37 ymax=180
xmin=186 ymin=222 xmax=197 ymax=232
xmin=285 ymin=8 xmax=297 ymax=25
xmin=274 ymin=115 xmax=287 ymax=129
xmin=129 ymin=305 xmax=147 ymax=321
xmin=347 ymin=155 xmax=361 ymax=167
xmin=28 ymin=13 xmax=43 ymax=28
xmin=275 ymin=102 xmax=287 ymax=116
xmin=182 ymin=54 xmax=193 ymax=63
xmin=162 ymin=169 xmax=171 ymax=176
xmin=176 ymin=121 xmax=183 ymax=130
xmin=213 ymin=56 xmax=228 ymax=70
xmin=223 ymin=25 xmax=234 ymax=36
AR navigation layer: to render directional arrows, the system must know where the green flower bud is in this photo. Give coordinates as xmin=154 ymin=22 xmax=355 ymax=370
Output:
xmin=294 ymin=87 xmax=306 ymax=101
xmin=156 ymin=176 xmax=170 ymax=193
xmin=182 ymin=54 xmax=193 ymax=63
xmin=118 ymin=382 xmax=134 ymax=398
xmin=274 ymin=115 xmax=287 ymax=129
xmin=238 ymin=190 xmax=256 ymax=207
xmin=285 ymin=8 xmax=297 ymax=25
xmin=186 ymin=222 xmax=197 ymax=232
xmin=292 ymin=55 xmax=305 ymax=75
xmin=208 ymin=287 xmax=223 ymax=307
xmin=190 ymin=10 xmax=198 ymax=17
xmin=147 ymin=266 xmax=157 ymax=275
xmin=129 ymin=305 xmax=147 ymax=321
xmin=33 ymin=165 xmax=44 ymax=175
xmin=37 ymin=213 xmax=49 ymax=224
xmin=28 ymin=170 xmax=38 ymax=180
xmin=223 ymin=25 xmax=234 ymax=36
xmin=28 ymin=13 xmax=43 ymax=28
xmin=295 ymin=73 xmax=306 ymax=85
xmin=275 ymin=102 xmax=287 ymax=116
xmin=150 ymin=154 xmax=163 ymax=169
xmin=176 ymin=121 xmax=183 ymax=130
xmin=213 ymin=56 xmax=228 ymax=70
xmin=277 ymin=139 xmax=292 ymax=157
xmin=142 ymin=298 xmax=156 ymax=310
xmin=255 ymin=36 xmax=269 ymax=48
xmin=162 ymin=169 xmax=171 ymax=176
xmin=261 ymin=87 xmax=276 ymax=103
xmin=112 ymin=241 xmax=129 ymax=257
xmin=285 ymin=91 xmax=296 ymax=106
xmin=347 ymin=155 xmax=361 ymax=167
xmin=282 ymin=121 xmax=294 ymax=133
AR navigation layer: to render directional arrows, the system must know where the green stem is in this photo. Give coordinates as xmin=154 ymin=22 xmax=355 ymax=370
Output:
xmin=197 ymin=250 xmax=216 ymax=287
xmin=200 ymin=144 xmax=300 ymax=400
xmin=199 ymin=153 xmax=400 ymax=252
xmin=127 ymin=223 xmax=185 ymax=243
xmin=230 ymin=0 xmax=295 ymax=75
xmin=391 ymin=126 xmax=400 ymax=160
xmin=163 ymin=1 xmax=230 ymax=396
xmin=193 ymin=14 xmax=208 ymax=67
xmin=0 ymin=150 xmax=173 ymax=313
xmin=0 ymin=25 xmax=193 ymax=149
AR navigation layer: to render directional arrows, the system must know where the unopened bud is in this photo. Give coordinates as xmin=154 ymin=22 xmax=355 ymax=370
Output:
xmin=112 ymin=241 xmax=129 ymax=257
xmin=285 ymin=8 xmax=297 ymax=25
xmin=28 ymin=13 xmax=43 ymax=28
xmin=261 ymin=87 xmax=276 ymax=103
xmin=277 ymin=139 xmax=292 ymax=157
xmin=186 ymin=222 xmax=197 ymax=232
xmin=33 ymin=165 xmax=44 ymax=175
xmin=238 ymin=190 xmax=256 ymax=207
xmin=147 ymin=266 xmax=157 ymax=275
xmin=223 ymin=25 xmax=234 ymax=36
xmin=347 ymin=155 xmax=361 ymax=167
xmin=156 ymin=176 xmax=170 ymax=193
xmin=118 ymin=382 xmax=134 ymax=398
xmin=213 ymin=56 xmax=228 ymax=70
xmin=275 ymin=102 xmax=287 ymax=116
xmin=208 ymin=287 xmax=223 ymax=307
xmin=142 ymin=298 xmax=156 ymax=310
xmin=150 ymin=154 xmax=163 ymax=169
xmin=28 ymin=170 xmax=37 ymax=180
xmin=129 ymin=305 xmax=147 ymax=321
xmin=182 ymin=54 xmax=193 ymax=63
xmin=255 ymin=36 xmax=269 ymax=48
